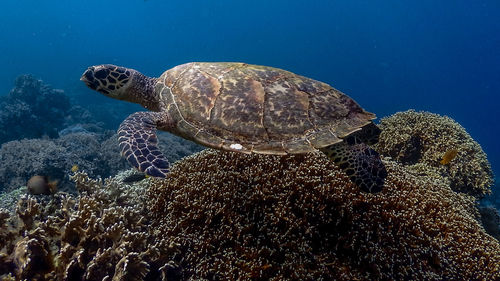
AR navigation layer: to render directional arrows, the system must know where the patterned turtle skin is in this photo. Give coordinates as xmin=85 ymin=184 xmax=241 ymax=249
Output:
xmin=81 ymin=62 xmax=387 ymax=192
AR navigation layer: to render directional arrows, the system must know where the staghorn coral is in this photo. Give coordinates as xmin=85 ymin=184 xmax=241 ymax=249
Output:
xmin=148 ymin=149 xmax=500 ymax=280
xmin=0 ymin=170 xmax=176 ymax=281
xmin=375 ymin=110 xmax=493 ymax=197
xmin=0 ymin=147 xmax=498 ymax=280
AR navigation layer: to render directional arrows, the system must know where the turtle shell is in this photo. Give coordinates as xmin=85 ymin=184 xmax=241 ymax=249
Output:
xmin=156 ymin=62 xmax=375 ymax=155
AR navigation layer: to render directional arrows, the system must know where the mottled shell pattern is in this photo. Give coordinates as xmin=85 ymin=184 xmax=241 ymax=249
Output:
xmin=155 ymin=62 xmax=375 ymax=155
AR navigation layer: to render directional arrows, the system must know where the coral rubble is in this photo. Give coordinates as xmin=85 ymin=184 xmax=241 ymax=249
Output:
xmin=375 ymin=110 xmax=493 ymax=197
xmin=148 ymin=150 xmax=500 ymax=280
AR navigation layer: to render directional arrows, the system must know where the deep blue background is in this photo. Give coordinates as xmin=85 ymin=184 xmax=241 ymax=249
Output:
xmin=1 ymin=0 xmax=499 ymax=187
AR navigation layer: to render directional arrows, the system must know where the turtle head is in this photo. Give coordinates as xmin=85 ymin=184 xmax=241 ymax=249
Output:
xmin=81 ymin=64 xmax=159 ymax=110
xmin=81 ymin=64 xmax=134 ymax=99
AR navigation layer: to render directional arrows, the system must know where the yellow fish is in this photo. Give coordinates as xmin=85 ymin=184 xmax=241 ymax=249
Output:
xmin=440 ymin=149 xmax=458 ymax=165
xmin=71 ymin=165 xmax=79 ymax=172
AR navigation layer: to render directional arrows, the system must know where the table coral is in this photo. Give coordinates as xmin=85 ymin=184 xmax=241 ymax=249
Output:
xmin=375 ymin=110 xmax=493 ymax=197
xmin=148 ymin=149 xmax=500 ymax=280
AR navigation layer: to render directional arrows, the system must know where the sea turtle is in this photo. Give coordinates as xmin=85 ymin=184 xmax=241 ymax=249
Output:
xmin=81 ymin=62 xmax=387 ymax=192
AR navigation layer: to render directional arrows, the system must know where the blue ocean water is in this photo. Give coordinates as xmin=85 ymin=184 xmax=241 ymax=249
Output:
xmin=0 ymin=0 xmax=499 ymax=185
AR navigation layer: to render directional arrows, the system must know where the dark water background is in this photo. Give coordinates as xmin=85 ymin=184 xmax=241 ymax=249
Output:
xmin=0 ymin=1 xmax=499 ymax=188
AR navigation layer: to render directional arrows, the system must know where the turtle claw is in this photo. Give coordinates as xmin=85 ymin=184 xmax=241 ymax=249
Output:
xmin=145 ymin=166 xmax=168 ymax=178
xmin=118 ymin=112 xmax=170 ymax=177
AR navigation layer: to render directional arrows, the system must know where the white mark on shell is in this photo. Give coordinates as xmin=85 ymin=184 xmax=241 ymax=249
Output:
xmin=230 ymin=143 xmax=243 ymax=150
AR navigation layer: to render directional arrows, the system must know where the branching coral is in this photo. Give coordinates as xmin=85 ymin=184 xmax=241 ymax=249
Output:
xmin=0 ymin=135 xmax=114 ymax=194
xmin=0 ymin=139 xmax=68 ymax=193
xmin=375 ymin=110 xmax=493 ymax=197
xmin=0 ymin=188 xmax=26 ymax=214
xmin=148 ymin=149 xmax=500 ymax=280
xmin=1 ymin=132 xmax=195 ymax=190
xmin=0 ymin=170 xmax=176 ymax=281
xmin=0 ymin=129 xmax=202 ymax=195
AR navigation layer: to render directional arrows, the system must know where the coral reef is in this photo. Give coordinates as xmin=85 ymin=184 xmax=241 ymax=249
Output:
xmin=0 ymin=134 xmax=118 ymax=194
xmin=0 ymin=75 xmax=109 ymax=146
xmin=0 ymin=170 xmax=176 ymax=281
xmin=0 ymin=108 xmax=497 ymax=280
xmin=0 ymin=75 xmax=71 ymax=143
xmin=0 ymin=139 xmax=69 ymax=194
xmin=0 ymin=129 xmax=202 ymax=194
xmin=375 ymin=110 xmax=493 ymax=197
xmin=1 ymin=148 xmax=498 ymax=280
xmin=148 ymin=149 xmax=500 ymax=280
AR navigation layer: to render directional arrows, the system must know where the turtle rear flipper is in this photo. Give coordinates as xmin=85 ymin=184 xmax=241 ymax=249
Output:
xmin=352 ymin=122 xmax=382 ymax=145
xmin=320 ymin=136 xmax=387 ymax=193
xmin=118 ymin=112 xmax=170 ymax=177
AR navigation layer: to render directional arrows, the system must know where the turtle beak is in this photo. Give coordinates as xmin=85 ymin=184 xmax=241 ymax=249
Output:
xmin=81 ymin=67 xmax=93 ymax=82
xmin=81 ymin=67 xmax=99 ymax=90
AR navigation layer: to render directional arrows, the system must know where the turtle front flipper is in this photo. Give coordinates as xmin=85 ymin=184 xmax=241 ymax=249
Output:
xmin=320 ymin=136 xmax=387 ymax=193
xmin=118 ymin=112 xmax=170 ymax=177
